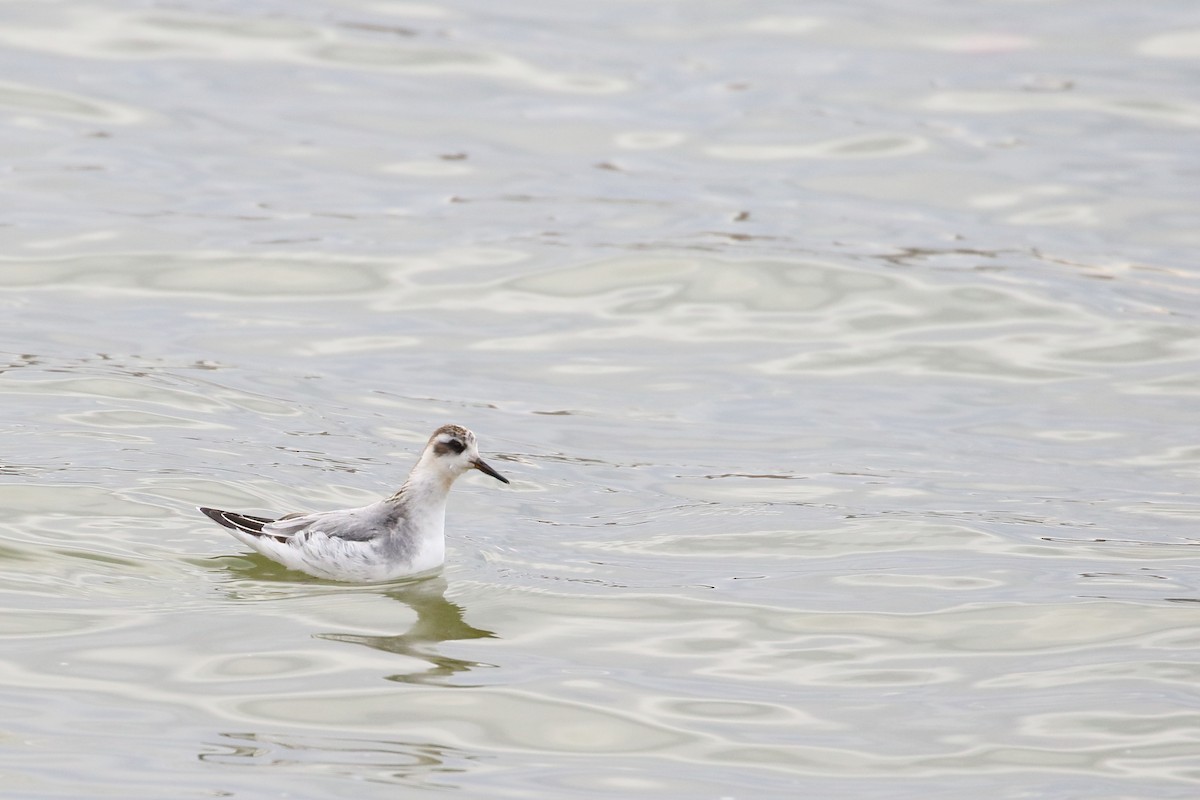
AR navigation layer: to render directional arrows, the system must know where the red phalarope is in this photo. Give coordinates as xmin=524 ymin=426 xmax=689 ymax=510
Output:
xmin=199 ymin=424 xmax=509 ymax=582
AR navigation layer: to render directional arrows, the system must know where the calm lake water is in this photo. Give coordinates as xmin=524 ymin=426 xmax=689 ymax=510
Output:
xmin=2 ymin=1 xmax=1199 ymax=798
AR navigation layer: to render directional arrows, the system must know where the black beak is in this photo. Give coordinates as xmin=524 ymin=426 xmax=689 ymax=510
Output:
xmin=473 ymin=458 xmax=510 ymax=484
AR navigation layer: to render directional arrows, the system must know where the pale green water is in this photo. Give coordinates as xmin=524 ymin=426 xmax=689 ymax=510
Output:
xmin=2 ymin=2 xmax=1199 ymax=799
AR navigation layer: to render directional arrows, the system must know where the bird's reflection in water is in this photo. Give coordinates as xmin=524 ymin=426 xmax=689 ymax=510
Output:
xmin=315 ymin=576 xmax=497 ymax=686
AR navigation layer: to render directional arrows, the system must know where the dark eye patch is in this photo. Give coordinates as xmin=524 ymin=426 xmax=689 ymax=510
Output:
xmin=432 ymin=437 xmax=468 ymax=456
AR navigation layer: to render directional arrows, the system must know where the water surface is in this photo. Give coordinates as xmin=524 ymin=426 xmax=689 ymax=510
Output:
xmin=2 ymin=1 xmax=1199 ymax=798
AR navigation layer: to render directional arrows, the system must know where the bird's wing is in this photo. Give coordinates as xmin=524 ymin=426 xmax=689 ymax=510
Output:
xmin=261 ymin=503 xmax=398 ymax=543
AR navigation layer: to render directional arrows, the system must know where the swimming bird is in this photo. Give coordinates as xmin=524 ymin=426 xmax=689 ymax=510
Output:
xmin=198 ymin=424 xmax=509 ymax=582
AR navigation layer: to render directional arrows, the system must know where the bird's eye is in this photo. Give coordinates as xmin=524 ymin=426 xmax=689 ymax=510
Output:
xmin=447 ymin=438 xmax=466 ymax=454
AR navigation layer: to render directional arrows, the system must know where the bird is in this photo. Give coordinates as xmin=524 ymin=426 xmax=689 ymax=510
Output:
xmin=198 ymin=424 xmax=510 ymax=582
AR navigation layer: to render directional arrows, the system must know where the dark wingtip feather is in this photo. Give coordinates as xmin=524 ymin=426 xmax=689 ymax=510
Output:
xmin=198 ymin=506 xmax=276 ymax=535
xmin=198 ymin=506 xmax=229 ymax=526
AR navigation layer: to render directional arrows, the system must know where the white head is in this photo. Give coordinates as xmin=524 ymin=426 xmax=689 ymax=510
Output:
xmin=419 ymin=424 xmax=509 ymax=486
